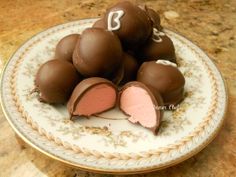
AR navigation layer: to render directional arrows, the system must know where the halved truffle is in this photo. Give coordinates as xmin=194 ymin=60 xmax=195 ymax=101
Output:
xmin=67 ymin=77 xmax=118 ymax=118
xmin=119 ymin=81 xmax=163 ymax=135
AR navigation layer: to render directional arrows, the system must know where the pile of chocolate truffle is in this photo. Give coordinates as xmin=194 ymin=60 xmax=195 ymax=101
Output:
xmin=35 ymin=1 xmax=185 ymax=135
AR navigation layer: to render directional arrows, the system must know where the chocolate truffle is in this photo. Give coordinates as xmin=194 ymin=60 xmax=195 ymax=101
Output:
xmin=104 ymin=1 xmax=153 ymax=49
xmin=35 ymin=59 xmax=81 ymax=104
xmin=92 ymin=18 xmax=106 ymax=29
xmin=138 ymin=31 xmax=177 ymax=64
xmin=112 ymin=64 xmax=124 ymax=85
xmin=73 ymin=28 xmax=123 ymax=78
xmin=67 ymin=77 xmax=118 ymax=117
xmin=120 ymin=53 xmax=139 ymax=84
xmin=137 ymin=60 xmax=185 ymax=106
xmin=119 ymin=81 xmax=163 ymax=135
xmin=55 ymin=34 xmax=80 ymax=62
xmin=144 ymin=7 xmax=162 ymax=31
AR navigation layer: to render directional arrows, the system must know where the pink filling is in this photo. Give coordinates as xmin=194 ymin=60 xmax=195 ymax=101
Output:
xmin=74 ymin=84 xmax=116 ymax=116
xmin=120 ymin=86 xmax=157 ymax=128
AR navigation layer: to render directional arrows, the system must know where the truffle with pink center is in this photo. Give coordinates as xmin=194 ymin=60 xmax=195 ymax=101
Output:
xmin=67 ymin=77 xmax=118 ymax=118
xmin=119 ymin=81 xmax=163 ymax=135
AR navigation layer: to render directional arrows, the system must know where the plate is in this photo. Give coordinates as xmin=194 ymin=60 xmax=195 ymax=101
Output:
xmin=0 ymin=18 xmax=228 ymax=174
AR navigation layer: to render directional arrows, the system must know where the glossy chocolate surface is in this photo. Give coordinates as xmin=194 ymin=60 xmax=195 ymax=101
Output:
xmin=55 ymin=34 xmax=80 ymax=62
xmin=145 ymin=7 xmax=162 ymax=31
xmin=138 ymin=34 xmax=177 ymax=64
xmin=73 ymin=28 xmax=123 ymax=78
xmin=137 ymin=61 xmax=185 ymax=106
xmin=35 ymin=59 xmax=81 ymax=104
xmin=104 ymin=1 xmax=153 ymax=49
xmin=120 ymin=53 xmax=139 ymax=84
xmin=112 ymin=64 xmax=124 ymax=85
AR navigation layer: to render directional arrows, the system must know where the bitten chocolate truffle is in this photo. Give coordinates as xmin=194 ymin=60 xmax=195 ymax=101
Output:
xmin=73 ymin=28 xmax=123 ymax=78
xmin=120 ymin=53 xmax=139 ymax=84
xmin=104 ymin=1 xmax=153 ymax=49
xmin=67 ymin=77 xmax=118 ymax=117
xmin=119 ymin=81 xmax=163 ymax=135
xmin=35 ymin=59 xmax=81 ymax=104
xmin=138 ymin=31 xmax=177 ymax=64
xmin=137 ymin=60 xmax=185 ymax=106
xmin=55 ymin=34 xmax=80 ymax=62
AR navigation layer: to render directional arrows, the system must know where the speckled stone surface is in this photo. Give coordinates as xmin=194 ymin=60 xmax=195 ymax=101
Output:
xmin=0 ymin=0 xmax=236 ymax=176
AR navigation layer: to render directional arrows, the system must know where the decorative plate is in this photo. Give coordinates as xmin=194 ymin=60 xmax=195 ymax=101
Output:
xmin=0 ymin=19 xmax=227 ymax=174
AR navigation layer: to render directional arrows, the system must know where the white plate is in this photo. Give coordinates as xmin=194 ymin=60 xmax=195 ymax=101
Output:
xmin=0 ymin=19 xmax=227 ymax=174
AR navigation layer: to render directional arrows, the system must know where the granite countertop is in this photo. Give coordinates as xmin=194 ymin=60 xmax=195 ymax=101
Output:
xmin=0 ymin=0 xmax=236 ymax=176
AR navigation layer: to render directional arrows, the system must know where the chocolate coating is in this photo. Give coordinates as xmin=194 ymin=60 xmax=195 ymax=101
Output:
xmin=73 ymin=28 xmax=123 ymax=78
xmin=55 ymin=34 xmax=80 ymax=62
xmin=112 ymin=64 xmax=124 ymax=85
xmin=35 ymin=59 xmax=81 ymax=104
xmin=104 ymin=1 xmax=153 ymax=49
xmin=120 ymin=53 xmax=139 ymax=84
xmin=137 ymin=61 xmax=185 ymax=106
xmin=120 ymin=81 xmax=163 ymax=135
xmin=67 ymin=77 xmax=118 ymax=117
xmin=92 ymin=18 xmax=106 ymax=29
xmin=145 ymin=7 xmax=162 ymax=31
xmin=138 ymin=34 xmax=177 ymax=64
